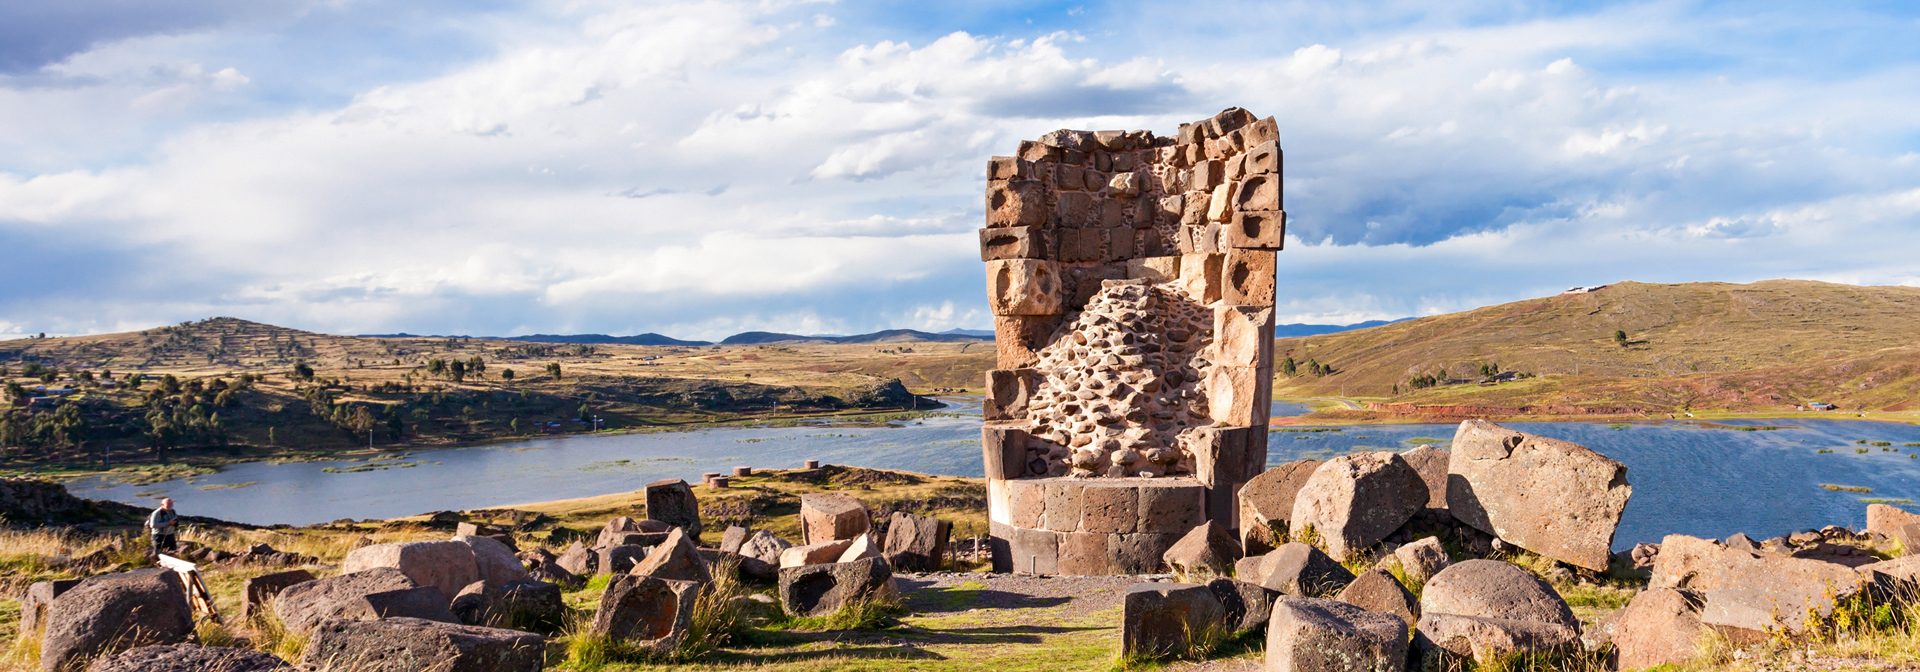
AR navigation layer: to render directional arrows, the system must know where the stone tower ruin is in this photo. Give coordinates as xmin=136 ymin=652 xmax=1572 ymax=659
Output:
xmin=981 ymin=107 xmax=1281 ymax=575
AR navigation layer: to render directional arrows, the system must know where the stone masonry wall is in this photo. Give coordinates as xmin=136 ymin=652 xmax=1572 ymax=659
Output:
xmin=981 ymin=107 xmax=1283 ymax=574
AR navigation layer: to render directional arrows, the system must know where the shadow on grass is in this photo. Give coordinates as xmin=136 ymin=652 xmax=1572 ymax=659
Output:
xmin=725 ymin=622 xmax=1108 ymax=663
xmin=897 ymin=579 xmax=1073 ymax=613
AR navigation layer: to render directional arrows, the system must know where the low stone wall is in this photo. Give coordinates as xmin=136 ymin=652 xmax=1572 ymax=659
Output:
xmin=988 ymin=478 xmax=1205 ymax=575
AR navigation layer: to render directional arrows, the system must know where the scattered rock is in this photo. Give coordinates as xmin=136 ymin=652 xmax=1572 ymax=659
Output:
xmin=1648 ymin=534 xmax=1872 ymax=635
xmin=41 ymin=569 xmax=195 ymax=672
xmin=1120 ymin=582 xmax=1226 ymax=657
xmin=1237 ymin=460 xmax=1322 ymax=557
xmin=629 ymin=527 xmax=712 ymax=584
xmin=302 ymin=617 xmax=544 ymax=672
xmin=452 ymin=535 xmax=528 ymax=588
xmin=241 ymin=570 xmax=316 ymax=623
xmin=83 ymin=644 xmax=291 ymax=672
xmin=800 ymin=493 xmax=871 ymax=543
xmin=450 ymin=582 xmax=496 ymax=626
xmin=646 ymin=479 xmax=703 ymax=539
xmin=597 ymin=545 xmax=649 ymax=575
xmin=1290 ymin=452 xmax=1427 ymax=561
xmin=739 ymin=530 xmax=793 ymax=580
xmin=555 ymin=541 xmax=597 ymax=576
xmin=1394 ymin=536 xmax=1450 ymax=585
xmin=1414 ymin=612 xmax=1579 ymax=666
xmin=595 ymin=517 xmax=643 ymax=549
xmin=1629 ymin=543 xmax=1660 ymax=570
xmin=20 ymin=578 xmax=80 ymax=639
xmin=341 ymin=540 xmax=481 ymax=603
xmin=780 ymin=539 xmax=854 ymax=568
xmin=882 ymin=511 xmax=952 ymax=571
xmin=1612 ymin=588 xmax=1710 ymax=670
xmin=778 ymin=556 xmax=895 ymax=618
xmin=839 ymin=533 xmax=883 ymax=563
xmin=591 ymin=575 xmax=702 ymax=653
xmin=1447 ymin=419 xmax=1631 ymax=572
xmin=360 ymin=586 xmax=458 ymax=623
xmin=1238 ymin=543 xmax=1354 ymax=597
xmin=273 ymin=567 xmax=420 ymax=635
xmin=1399 ymin=446 xmax=1452 ymax=511
xmin=1266 ymin=596 xmax=1410 ymax=672
xmin=720 ymin=526 xmax=750 ymax=554
xmin=1725 ymin=533 xmax=1759 ymax=553
xmin=1867 ymin=504 xmax=1920 ymax=539
xmin=1335 ymin=569 xmax=1419 ymax=626
xmin=1207 ymin=577 xmax=1279 ymax=635
xmin=1162 ymin=521 xmax=1242 ymax=578
xmin=1419 ymin=559 xmax=1577 ymax=630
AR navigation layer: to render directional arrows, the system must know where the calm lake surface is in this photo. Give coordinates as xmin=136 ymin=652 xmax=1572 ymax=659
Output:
xmin=70 ymin=398 xmax=1920 ymax=550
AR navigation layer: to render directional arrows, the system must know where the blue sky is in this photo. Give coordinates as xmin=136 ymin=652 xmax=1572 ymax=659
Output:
xmin=1 ymin=0 xmax=1918 ymax=340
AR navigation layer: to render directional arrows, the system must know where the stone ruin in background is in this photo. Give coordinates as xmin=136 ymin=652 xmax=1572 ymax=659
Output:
xmin=980 ymin=107 xmax=1283 ymax=575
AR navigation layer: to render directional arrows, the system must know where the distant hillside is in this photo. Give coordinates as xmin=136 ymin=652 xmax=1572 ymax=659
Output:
xmin=1274 ymin=318 xmax=1412 ymax=338
xmin=494 ymin=333 xmax=711 ymax=346
xmin=1275 ymin=280 xmax=1920 ymax=414
xmin=719 ymin=329 xmax=991 ymax=346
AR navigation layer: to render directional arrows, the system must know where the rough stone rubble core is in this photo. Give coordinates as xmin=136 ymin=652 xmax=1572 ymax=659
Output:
xmin=983 ymin=108 xmax=1281 ymax=576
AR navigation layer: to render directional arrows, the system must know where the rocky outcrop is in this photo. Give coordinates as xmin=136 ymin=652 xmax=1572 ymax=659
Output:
xmin=1237 ymin=460 xmax=1322 ymax=556
xmin=1648 ymin=534 xmax=1872 ymax=635
xmin=341 ymin=540 xmax=481 ymax=602
xmin=1447 ymin=419 xmax=1631 ymax=572
xmin=302 ymin=617 xmax=544 ymax=672
xmin=1121 ymin=582 xmax=1226 ymax=657
xmin=1265 ymin=596 xmax=1410 ymax=672
xmin=41 ymin=569 xmax=194 ymax=672
xmin=83 ymin=644 xmax=291 ymax=672
xmin=1290 ymin=452 xmax=1426 ymax=561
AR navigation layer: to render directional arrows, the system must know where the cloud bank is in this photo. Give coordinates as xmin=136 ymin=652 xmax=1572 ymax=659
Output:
xmin=0 ymin=0 xmax=1916 ymax=339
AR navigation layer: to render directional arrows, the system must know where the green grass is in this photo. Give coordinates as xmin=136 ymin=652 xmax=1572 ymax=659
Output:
xmin=1823 ymin=484 xmax=1874 ymax=493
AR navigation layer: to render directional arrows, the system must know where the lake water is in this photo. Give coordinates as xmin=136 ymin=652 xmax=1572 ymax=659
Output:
xmin=70 ymin=399 xmax=1920 ymax=550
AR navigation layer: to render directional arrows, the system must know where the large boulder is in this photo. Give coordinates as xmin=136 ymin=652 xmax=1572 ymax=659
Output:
xmin=645 ymin=479 xmax=702 ymax=539
xmin=1419 ymin=559 xmax=1577 ymax=629
xmin=1290 ymin=452 xmax=1427 ymax=561
xmin=302 ymin=617 xmax=544 ymax=672
xmin=780 ymin=539 xmax=855 ymax=568
xmin=630 ymin=527 xmax=712 ymax=584
xmin=739 ymin=530 xmax=793 ymax=580
xmin=361 ymin=586 xmax=459 ymax=623
xmin=20 ymin=579 xmax=80 ymax=638
xmin=1265 ymin=596 xmax=1409 ymax=672
xmin=1447 ymin=419 xmax=1631 ymax=572
xmin=1120 ymin=582 xmax=1226 ymax=658
xmin=1394 ymin=536 xmax=1450 ymax=585
xmin=598 ymin=545 xmax=650 ymax=575
xmin=882 ymin=511 xmax=952 ymax=571
xmin=1613 ymin=588 xmax=1710 ymax=670
xmin=1237 ymin=543 xmax=1354 ymax=597
xmin=241 ymin=570 xmax=314 ymax=621
xmin=1400 ymin=446 xmax=1452 ymax=511
xmin=1335 ymin=569 xmax=1419 ymax=626
xmin=1163 ymin=521 xmax=1242 ymax=578
xmin=1238 ymin=460 xmax=1322 ymax=557
xmin=272 ymin=567 xmax=420 ymax=635
xmin=555 ymin=541 xmax=597 ymax=576
xmin=777 ymin=556 xmax=894 ymax=618
xmin=838 ymin=533 xmax=883 ymax=563
xmin=591 ymin=575 xmax=702 ymax=652
xmin=595 ymin=517 xmax=643 ymax=548
xmin=83 ymin=644 xmax=291 ymax=672
xmin=1867 ymin=503 xmax=1920 ymax=539
xmin=1207 ymin=577 xmax=1280 ymax=635
xmin=800 ymin=493 xmax=871 ymax=543
xmin=1648 ymin=534 xmax=1873 ymax=635
xmin=341 ymin=540 xmax=481 ymax=602
xmin=41 ymin=569 xmax=194 ymax=672
xmin=1414 ymin=613 xmax=1579 ymax=666
xmin=453 ymin=535 xmax=528 ymax=588
xmin=1860 ymin=555 xmax=1920 ymax=587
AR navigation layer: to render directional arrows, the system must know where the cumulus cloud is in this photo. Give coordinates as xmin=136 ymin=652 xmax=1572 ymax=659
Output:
xmin=0 ymin=0 xmax=1917 ymax=339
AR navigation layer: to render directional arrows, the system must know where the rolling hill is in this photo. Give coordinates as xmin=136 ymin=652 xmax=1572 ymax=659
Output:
xmin=1274 ymin=280 xmax=1920 ymax=415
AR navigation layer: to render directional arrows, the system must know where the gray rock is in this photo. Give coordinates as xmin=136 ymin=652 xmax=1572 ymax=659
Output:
xmin=1239 ymin=542 xmax=1355 ymax=597
xmin=595 ymin=517 xmax=643 ymax=549
xmin=1447 ymin=419 xmax=1631 ymax=572
xmin=555 ymin=541 xmax=597 ymax=576
xmin=1121 ymin=582 xmax=1226 ymax=658
xmin=629 ymin=527 xmax=712 ymax=584
xmin=1724 ymin=532 xmax=1758 ymax=553
xmin=1648 ymin=534 xmax=1872 ymax=635
xmin=41 ymin=569 xmax=194 ymax=672
xmin=1419 ymin=559 xmax=1577 ymax=629
xmin=452 ymin=535 xmax=528 ymax=588
xmin=1206 ymin=577 xmax=1279 ymax=635
xmin=777 ymin=556 xmax=894 ymax=618
xmin=646 ymin=479 xmax=703 ymax=539
xmin=83 ymin=644 xmax=291 ymax=672
xmin=241 ymin=570 xmax=314 ymax=622
xmin=272 ymin=567 xmax=419 ymax=635
xmin=361 ymin=586 xmax=457 ymax=624
xmin=1238 ymin=460 xmax=1322 ymax=557
xmin=1612 ymin=588 xmax=1709 ymax=670
xmin=739 ymin=530 xmax=793 ymax=580
xmin=20 ymin=579 xmax=80 ymax=638
xmin=1265 ymin=596 xmax=1409 ymax=672
xmin=882 ymin=511 xmax=952 ymax=571
xmin=720 ymin=526 xmax=750 ymax=554
xmin=1399 ymin=446 xmax=1451 ymax=511
xmin=302 ymin=617 xmax=544 ymax=672
xmin=450 ymin=581 xmax=497 ymax=626
xmin=1162 ymin=521 xmax=1242 ymax=578
xmin=800 ymin=492 xmax=870 ymax=543
xmin=340 ymin=540 xmax=481 ymax=603
xmin=1291 ymin=452 xmax=1427 ymax=561
xmin=1394 ymin=537 xmax=1450 ymax=585
xmin=1414 ymin=613 xmax=1579 ymax=666
xmin=597 ymin=544 xmax=649 ymax=575
xmin=591 ymin=575 xmax=702 ymax=652
xmin=1335 ymin=569 xmax=1419 ymax=626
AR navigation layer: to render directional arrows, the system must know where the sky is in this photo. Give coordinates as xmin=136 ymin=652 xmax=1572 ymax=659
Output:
xmin=1 ymin=0 xmax=1918 ymax=341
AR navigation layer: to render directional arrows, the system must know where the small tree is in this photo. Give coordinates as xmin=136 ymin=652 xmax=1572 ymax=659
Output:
xmin=292 ymin=362 xmax=315 ymax=382
xmin=1613 ymin=330 xmax=1628 ymax=347
xmin=576 ymin=403 xmax=591 ymax=422
xmin=547 ymin=363 xmax=563 ymax=379
xmin=501 ymin=369 xmax=515 ymax=382
xmin=1280 ymin=357 xmax=1297 ymax=377
xmin=449 ymin=360 xmax=467 ymax=383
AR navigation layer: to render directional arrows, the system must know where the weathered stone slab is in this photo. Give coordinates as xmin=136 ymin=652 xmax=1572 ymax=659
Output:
xmin=273 ymin=568 xmax=421 ymax=635
xmin=882 ymin=511 xmax=952 ymax=571
xmin=341 ymin=540 xmax=480 ymax=603
xmin=645 ymin=479 xmax=702 ymax=539
xmin=42 ymin=569 xmax=194 ymax=672
xmin=1399 ymin=446 xmax=1451 ymax=511
xmin=1163 ymin=521 xmax=1241 ymax=578
xmin=630 ymin=527 xmax=712 ymax=584
xmin=1414 ymin=613 xmax=1578 ymax=666
xmin=84 ymin=644 xmax=292 ymax=672
xmin=302 ymin=617 xmax=544 ymax=672
xmin=1242 ymin=543 xmax=1354 ymax=596
xmin=1448 ymin=419 xmax=1631 ymax=571
xmin=591 ymin=575 xmax=701 ymax=653
xmin=800 ymin=492 xmax=871 ymax=543
xmin=777 ymin=556 xmax=895 ymax=618
xmin=1239 ymin=460 xmax=1322 ymax=557
xmin=1335 ymin=569 xmax=1419 ymax=626
xmin=1612 ymin=588 xmax=1709 ymax=670
xmin=1265 ymin=596 xmax=1409 ymax=672
xmin=1394 ymin=537 xmax=1451 ymax=585
xmin=1420 ymin=559 xmax=1577 ymax=629
xmin=1291 ymin=452 xmax=1426 ymax=561
xmin=1648 ymin=534 xmax=1871 ymax=634
xmin=1121 ymin=583 xmax=1225 ymax=657
xmin=986 ymin=259 xmax=1064 ymax=316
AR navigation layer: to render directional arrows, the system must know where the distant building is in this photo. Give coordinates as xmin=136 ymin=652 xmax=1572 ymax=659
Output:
xmin=1561 ymin=285 xmax=1609 ymax=295
xmin=1808 ymin=402 xmax=1837 ymax=411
